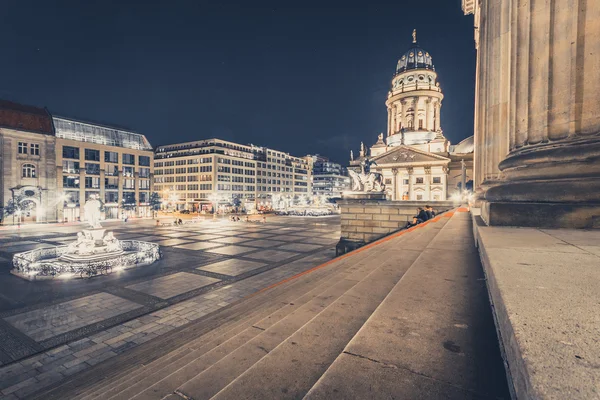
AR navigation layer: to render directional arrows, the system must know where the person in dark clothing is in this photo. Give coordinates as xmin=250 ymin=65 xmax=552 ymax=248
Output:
xmin=406 ymin=207 xmax=429 ymax=228
xmin=424 ymin=205 xmax=434 ymax=220
xmin=426 ymin=205 xmax=436 ymax=217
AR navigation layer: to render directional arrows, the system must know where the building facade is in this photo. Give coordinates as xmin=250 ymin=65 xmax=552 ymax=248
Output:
xmin=54 ymin=117 xmax=154 ymax=222
xmin=308 ymin=155 xmax=350 ymax=199
xmin=154 ymin=139 xmax=312 ymax=212
xmin=350 ymin=32 xmax=474 ymax=201
xmin=0 ymin=100 xmax=58 ymax=224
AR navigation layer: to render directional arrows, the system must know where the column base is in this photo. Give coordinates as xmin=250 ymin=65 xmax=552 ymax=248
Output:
xmin=481 ymin=201 xmax=600 ymax=229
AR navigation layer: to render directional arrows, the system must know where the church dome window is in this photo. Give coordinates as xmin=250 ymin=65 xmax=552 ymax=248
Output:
xmin=418 ymin=75 xmax=425 ymax=81
xmin=407 ymin=76 xmax=414 ymax=82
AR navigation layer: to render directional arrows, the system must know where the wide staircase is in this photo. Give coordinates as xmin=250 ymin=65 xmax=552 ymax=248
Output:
xmin=35 ymin=210 xmax=509 ymax=400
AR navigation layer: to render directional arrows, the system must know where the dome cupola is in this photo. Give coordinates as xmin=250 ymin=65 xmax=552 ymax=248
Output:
xmin=395 ymin=30 xmax=434 ymax=74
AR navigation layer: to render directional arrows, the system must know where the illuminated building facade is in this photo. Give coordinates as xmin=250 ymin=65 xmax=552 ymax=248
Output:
xmin=154 ymin=139 xmax=312 ymax=211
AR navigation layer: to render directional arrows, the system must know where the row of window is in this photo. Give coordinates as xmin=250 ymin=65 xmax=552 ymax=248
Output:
xmin=62 ymin=146 xmax=150 ymax=166
xmin=18 ymin=142 xmax=40 ymax=156
xmin=62 ymin=176 xmax=150 ymax=189
xmin=60 ymin=161 xmax=150 ymax=177
xmin=154 ymin=157 xmax=212 ymax=167
xmin=62 ymin=191 xmax=150 ymax=204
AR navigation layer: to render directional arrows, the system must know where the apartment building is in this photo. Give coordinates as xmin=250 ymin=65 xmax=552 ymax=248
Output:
xmin=54 ymin=116 xmax=154 ymax=221
xmin=154 ymin=139 xmax=312 ymax=212
xmin=308 ymin=154 xmax=350 ymax=199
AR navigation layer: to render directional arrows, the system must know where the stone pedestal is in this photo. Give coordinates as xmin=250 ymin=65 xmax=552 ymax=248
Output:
xmin=336 ymin=193 xmax=456 ymax=255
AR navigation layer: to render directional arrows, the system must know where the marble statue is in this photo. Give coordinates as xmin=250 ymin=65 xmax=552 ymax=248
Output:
xmin=66 ymin=232 xmax=95 ymax=255
xmin=348 ymin=157 xmax=385 ymax=192
xmin=84 ymin=195 xmax=102 ymax=229
xmin=350 ymin=150 xmax=354 ymax=161
xmin=103 ymin=232 xmax=122 ymax=252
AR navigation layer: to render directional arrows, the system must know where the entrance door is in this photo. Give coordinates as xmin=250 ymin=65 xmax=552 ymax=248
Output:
xmin=20 ymin=200 xmax=37 ymax=223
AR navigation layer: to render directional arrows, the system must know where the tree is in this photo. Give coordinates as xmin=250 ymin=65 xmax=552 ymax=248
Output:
xmin=3 ymin=195 xmax=24 ymax=218
xmin=121 ymin=195 xmax=137 ymax=211
xmin=150 ymin=192 xmax=162 ymax=211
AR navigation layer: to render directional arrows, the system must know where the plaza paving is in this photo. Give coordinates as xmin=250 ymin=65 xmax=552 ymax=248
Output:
xmin=0 ymin=216 xmax=340 ymax=398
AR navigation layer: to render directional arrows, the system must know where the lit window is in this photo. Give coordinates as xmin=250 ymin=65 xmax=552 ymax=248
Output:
xmin=18 ymin=142 xmax=28 ymax=154
xmin=22 ymin=164 xmax=36 ymax=178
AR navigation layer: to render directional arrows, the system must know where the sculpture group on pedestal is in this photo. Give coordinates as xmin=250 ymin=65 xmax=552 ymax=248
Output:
xmin=348 ymin=157 xmax=386 ymax=192
xmin=63 ymin=195 xmax=122 ymax=258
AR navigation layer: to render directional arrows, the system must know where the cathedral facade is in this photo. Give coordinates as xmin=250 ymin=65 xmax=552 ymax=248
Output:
xmin=350 ymin=31 xmax=474 ymax=201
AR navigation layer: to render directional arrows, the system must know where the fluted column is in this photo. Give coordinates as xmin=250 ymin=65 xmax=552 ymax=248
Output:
xmin=424 ymin=166 xmax=431 ymax=201
xmin=387 ymin=107 xmax=392 ymax=137
xmin=469 ymin=0 xmax=600 ymax=228
xmin=391 ymin=168 xmax=398 ymax=200
xmin=407 ymin=167 xmax=414 ymax=200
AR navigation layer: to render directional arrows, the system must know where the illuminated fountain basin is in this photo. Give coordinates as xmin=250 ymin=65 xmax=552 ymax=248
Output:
xmin=11 ymin=240 xmax=161 ymax=281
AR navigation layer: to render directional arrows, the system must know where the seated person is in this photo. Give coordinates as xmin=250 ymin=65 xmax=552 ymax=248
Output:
xmin=427 ymin=205 xmax=436 ymax=217
xmin=424 ymin=205 xmax=433 ymax=220
xmin=406 ymin=207 xmax=429 ymax=228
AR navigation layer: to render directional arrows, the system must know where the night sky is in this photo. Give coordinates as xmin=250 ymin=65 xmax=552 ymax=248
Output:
xmin=1 ymin=0 xmax=475 ymax=164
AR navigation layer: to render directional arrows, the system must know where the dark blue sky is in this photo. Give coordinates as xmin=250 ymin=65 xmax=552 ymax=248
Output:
xmin=1 ymin=0 xmax=475 ymax=164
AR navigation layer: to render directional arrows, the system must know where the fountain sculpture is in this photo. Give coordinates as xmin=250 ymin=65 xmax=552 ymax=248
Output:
xmin=11 ymin=196 xmax=160 ymax=280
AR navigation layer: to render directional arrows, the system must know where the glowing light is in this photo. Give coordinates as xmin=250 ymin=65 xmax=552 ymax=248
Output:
xmin=59 ymin=272 xmax=75 ymax=280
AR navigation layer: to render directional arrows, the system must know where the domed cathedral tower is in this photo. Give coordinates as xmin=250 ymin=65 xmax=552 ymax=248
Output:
xmin=384 ymin=30 xmax=447 ymax=153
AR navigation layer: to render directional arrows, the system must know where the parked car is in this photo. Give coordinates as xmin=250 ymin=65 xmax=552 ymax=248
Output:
xmin=180 ymin=210 xmax=191 ymax=214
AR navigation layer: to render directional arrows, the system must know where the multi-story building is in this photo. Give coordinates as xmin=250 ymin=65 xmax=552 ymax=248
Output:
xmin=154 ymin=138 xmax=312 ymax=212
xmin=308 ymin=155 xmax=350 ymax=199
xmin=0 ymin=100 xmax=58 ymax=224
xmin=53 ymin=116 xmax=154 ymax=221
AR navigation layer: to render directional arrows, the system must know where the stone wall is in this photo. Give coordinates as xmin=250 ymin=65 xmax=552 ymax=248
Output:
xmin=337 ymin=199 xmax=456 ymax=244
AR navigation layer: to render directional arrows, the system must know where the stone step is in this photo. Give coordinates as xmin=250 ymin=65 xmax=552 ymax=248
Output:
xmin=304 ymin=211 xmax=510 ymax=399
xmin=95 ymin=242 xmax=387 ymax=400
xmin=128 ymin=228 xmax=430 ymax=400
xmin=74 ymin=256 xmax=349 ymax=400
xmin=195 ymin=218 xmax=450 ymax=399
xmin=69 ymin=255 xmax=348 ymax=400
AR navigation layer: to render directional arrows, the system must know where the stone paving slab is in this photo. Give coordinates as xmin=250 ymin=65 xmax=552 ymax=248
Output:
xmin=239 ymin=233 xmax=276 ymax=239
xmin=198 ymin=259 xmax=267 ymax=277
xmin=298 ymin=237 xmax=339 ymax=245
xmin=155 ymin=238 xmax=194 ymax=247
xmin=277 ymin=243 xmax=323 ymax=252
xmin=205 ymin=245 xmax=257 ymax=256
xmin=173 ymin=242 xmax=224 ymax=251
xmin=244 ymin=249 xmax=300 ymax=262
xmin=241 ymin=239 xmax=286 ymax=248
xmin=209 ymin=237 xmax=252 ymax=244
xmin=188 ymin=234 xmax=223 ymax=241
xmin=4 ymin=294 xmax=141 ymax=342
xmin=126 ymin=272 xmax=220 ymax=299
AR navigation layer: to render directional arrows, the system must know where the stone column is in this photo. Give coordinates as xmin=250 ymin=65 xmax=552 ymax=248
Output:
xmin=442 ymin=166 xmax=449 ymax=200
xmin=387 ymin=107 xmax=392 ymax=137
xmin=407 ymin=167 xmax=414 ymax=200
xmin=467 ymin=0 xmax=600 ymax=228
xmin=424 ymin=166 xmax=431 ymax=201
xmin=391 ymin=168 xmax=398 ymax=200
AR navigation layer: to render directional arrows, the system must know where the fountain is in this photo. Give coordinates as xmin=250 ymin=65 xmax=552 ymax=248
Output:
xmin=11 ymin=195 xmax=161 ymax=280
